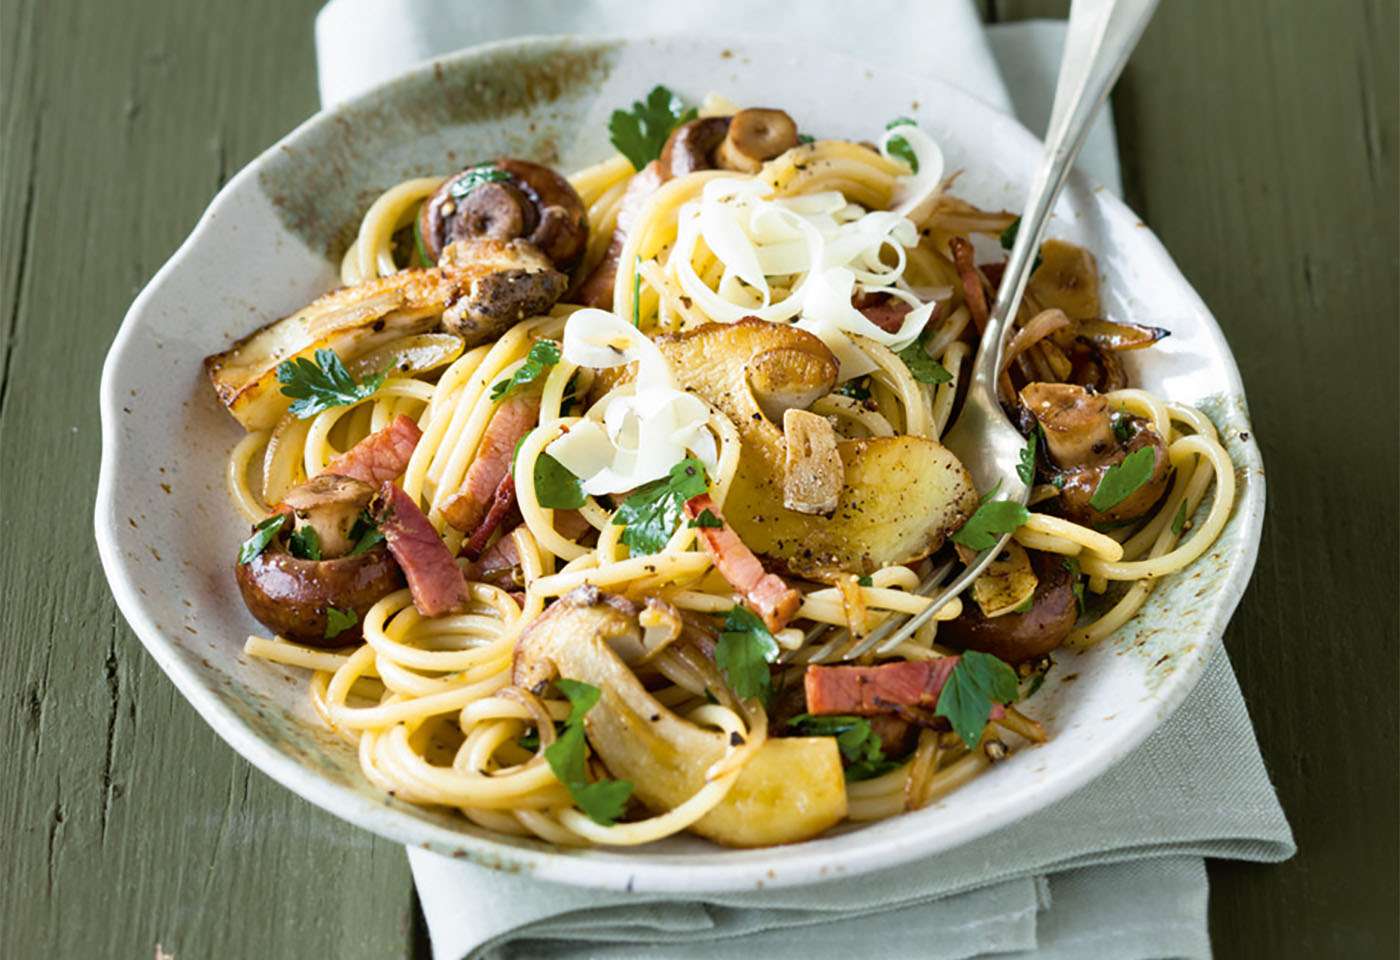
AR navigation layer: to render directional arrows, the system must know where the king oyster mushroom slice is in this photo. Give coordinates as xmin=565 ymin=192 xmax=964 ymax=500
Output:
xmin=513 ymin=587 xmax=847 ymax=848
xmin=782 ymin=408 xmax=843 ymax=516
xmin=204 ymin=238 xmax=567 ymax=432
xmin=649 ymin=319 xmax=978 ymax=576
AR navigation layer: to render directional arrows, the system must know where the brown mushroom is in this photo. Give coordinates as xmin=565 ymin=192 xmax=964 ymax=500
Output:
xmin=235 ymin=539 xmax=404 ymax=647
xmin=1020 ymin=381 xmax=1171 ymax=525
xmin=437 ymin=237 xmax=568 ymax=345
xmin=782 ymin=408 xmax=843 ymax=515
xmin=280 ymin=474 xmax=376 ymax=558
xmin=659 ymin=116 xmax=731 ymax=177
xmin=941 ymin=549 xmax=1078 ymax=663
xmin=418 ymin=158 xmax=588 ymax=268
xmin=715 ymin=108 xmax=801 ymax=173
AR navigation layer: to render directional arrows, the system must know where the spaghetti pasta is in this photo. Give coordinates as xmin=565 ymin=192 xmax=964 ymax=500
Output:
xmin=208 ymin=94 xmax=1235 ymax=849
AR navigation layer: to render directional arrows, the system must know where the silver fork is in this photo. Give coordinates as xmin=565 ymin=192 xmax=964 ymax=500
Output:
xmin=809 ymin=0 xmax=1160 ymax=664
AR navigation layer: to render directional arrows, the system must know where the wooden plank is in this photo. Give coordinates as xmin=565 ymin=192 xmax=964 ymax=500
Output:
xmin=997 ymin=0 xmax=1400 ymax=956
xmin=0 ymin=0 xmax=413 ymax=957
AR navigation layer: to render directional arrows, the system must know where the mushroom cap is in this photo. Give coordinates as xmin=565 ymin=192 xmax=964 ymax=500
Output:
xmin=659 ymin=116 xmax=731 ymax=177
xmin=418 ymin=158 xmax=588 ymax=268
xmin=941 ymin=549 xmax=1078 ymax=663
xmin=235 ymin=542 xmax=404 ymax=647
xmin=436 ymin=237 xmax=568 ymax=347
xmin=281 ymin=474 xmax=376 ymax=558
xmin=715 ymin=108 xmax=800 ymax=174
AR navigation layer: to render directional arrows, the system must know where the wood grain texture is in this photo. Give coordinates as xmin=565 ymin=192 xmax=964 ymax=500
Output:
xmin=0 ymin=0 xmax=414 ymax=958
xmin=998 ymin=0 xmax=1400 ymax=956
xmin=2 ymin=0 xmax=1395 ymax=958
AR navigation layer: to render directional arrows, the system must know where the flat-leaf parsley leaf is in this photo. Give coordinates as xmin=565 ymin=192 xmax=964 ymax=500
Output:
xmin=1171 ymin=498 xmax=1190 ymax=536
xmin=897 ymin=337 xmax=953 ymax=384
xmin=545 ymin=679 xmax=634 ymax=825
xmin=935 ymin=650 xmax=1019 ymax=749
xmin=715 ymin=606 xmax=779 ymax=706
xmin=788 ymin=713 xmax=898 ymax=781
xmin=998 ymin=216 xmax=1044 ymax=274
xmin=534 ymin=451 xmax=586 ymax=510
xmin=611 ymin=457 xmax=708 ymax=555
xmin=686 ymin=508 xmax=723 ymax=529
xmin=447 ymin=164 xmax=511 ymax=200
xmin=237 ymin=515 xmax=286 ymax=564
xmin=277 ymin=348 xmax=388 ymax=419
xmin=1017 ymin=431 xmax=1038 ymax=486
xmin=1088 ymin=446 xmax=1156 ymax=512
xmin=608 ymin=86 xmax=697 ymax=171
xmin=951 ymin=500 xmax=1030 ymax=551
xmin=324 ymin=606 xmax=359 ymax=641
xmin=490 ymin=339 xmax=561 ymax=402
xmin=885 ymin=116 xmax=920 ymax=171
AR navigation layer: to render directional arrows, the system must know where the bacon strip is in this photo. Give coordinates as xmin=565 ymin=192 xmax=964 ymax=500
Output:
xmin=949 ymin=236 xmax=989 ymax=335
xmin=684 ymin=494 xmax=801 ymax=633
xmin=371 ymin=482 xmax=468 ymax=617
xmin=853 ymin=292 xmax=914 ymax=334
xmin=460 ymin=472 xmax=517 ymax=561
xmin=804 ymin=658 xmax=1004 ymax=720
xmin=319 ymin=414 xmax=422 ymax=486
xmin=441 ymin=392 xmax=541 ymax=532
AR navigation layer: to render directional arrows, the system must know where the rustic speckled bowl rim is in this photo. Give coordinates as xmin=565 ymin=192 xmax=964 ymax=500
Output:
xmin=96 ymin=33 xmax=1265 ymax=892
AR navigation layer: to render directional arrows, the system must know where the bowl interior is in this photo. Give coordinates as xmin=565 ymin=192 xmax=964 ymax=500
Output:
xmin=96 ymin=33 xmax=1263 ymax=892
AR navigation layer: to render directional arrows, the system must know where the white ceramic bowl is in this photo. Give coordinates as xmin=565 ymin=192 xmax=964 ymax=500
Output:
xmin=95 ymin=34 xmax=1264 ymax=892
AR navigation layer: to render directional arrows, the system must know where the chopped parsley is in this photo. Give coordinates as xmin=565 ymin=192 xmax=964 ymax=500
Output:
xmin=447 ymin=164 xmax=511 ymax=200
xmin=951 ymin=500 xmax=1031 ymax=552
xmin=515 ymin=730 xmax=541 ymax=752
xmin=490 ymin=339 xmax=561 ymax=403
xmin=1063 ymin=556 xmax=1086 ymax=615
xmin=787 ymin=714 xmax=898 ymax=781
xmin=1025 ymin=672 xmax=1047 ymax=698
xmin=534 ymin=451 xmax=586 ymax=510
xmin=1111 ymin=410 xmax=1135 ymax=443
xmin=935 ymin=650 xmax=1020 ymax=749
xmin=287 ymin=525 xmax=321 ymax=561
xmin=834 ymin=378 xmax=871 ymax=401
xmin=857 ymin=575 xmax=874 ymax=587
xmin=237 ymin=515 xmax=286 ymax=564
xmin=345 ymin=511 xmax=385 ymax=556
xmin=686 ymin=508 xmax=723 ymax=529
xmin=797 ymin=132 xmax=815 ymax=144
xmin=276 ymin=348 xmax=389 ymax=419
xmin=897 ymin=336 xmax=953 ymax=384
xmin=998 ymin=216 xmax=1044 ymax=274
xmin=884 ymin=116 xmax=920 ymax=172
xmin=1171 ymin=499 xmax=1190 ymax=536
xmin=715 ymin=606 xmax=779 ymax=706
xmin=611 ymin=457 xmax=708 ymax=555
xmin=544 ymin=678 xmax=634 ymax=825
xmin=1088 ymin=446 xmax=1156 ymax=512
xmin=608 ymin=85 xmax=697 ymax=170
xmin=632 ymin=255 xmax=643 ymax=327
xmin=323 ymin=606 xmax=358 ymax=641
xmin=1011 ymin=594 xmax=1035 ymax=614
xmin=1017 ymin=431 xmax=1038 ymax=486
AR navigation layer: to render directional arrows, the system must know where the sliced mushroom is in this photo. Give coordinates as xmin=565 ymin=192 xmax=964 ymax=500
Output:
xmin=512 ymin=586 xmax=847 ymax=847
xmin=235 ymin=538 xmax=404 ymax=647
xmin=1019 ymin=382 xmax=1117 ymax=469
xmin=715 ymin=108 xmax=801 ymax=173
xmin=280 ymin=474 xmax=376 ymax=558
xmin=747 ymin=343 xmax=839 ymax=421
xmin=437 ymin=237 xmax=568 ymax=345
xmin=1020 ymin=381 xmax=1171 ymax=525
xmin=783 ymin=408 xmax=843 ymax=515
xmin=941 ymin=549 xmax=1077 ymax=663
xmin=651 ymin=319 xmax=977 ymax=575
xmin=970 ymin=540 xmax=1039 ymax=618
xmin=1027 ymin=238 xmax=1101 ymax=321
xmin=418 ymin=158 xmax=588 ymax=268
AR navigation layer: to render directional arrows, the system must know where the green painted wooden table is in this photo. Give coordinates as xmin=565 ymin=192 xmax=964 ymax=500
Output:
xmin=2 ymin=1 xmax=1395 ymax=956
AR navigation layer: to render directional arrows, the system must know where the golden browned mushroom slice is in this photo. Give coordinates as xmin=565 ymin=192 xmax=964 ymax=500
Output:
xmin=969 ymin=540 xmax=1039 ymax=618
xmin=1019 ymin=381 xmax=1117 ymax=469
xmin=204 ymin=238 xmax=566 ymax=431
xmin=513 ymin=587 xmax=847 ymax=847
xmin=782 ymin=408 xmax=843 ymax=516
xmin=654 ymin=320 xmax=978 ymax=576
xmin=715 ymin=108 xmax=801 ymax=173
xmin=1026 ymin=238 xmax=1102 ymax=321
xmin=437 ymin=237 xmax=567 ymax=344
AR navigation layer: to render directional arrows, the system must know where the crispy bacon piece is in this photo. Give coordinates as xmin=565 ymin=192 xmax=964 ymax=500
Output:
xmin=318 ymin=414 xmax=422 ymax=486
xmin=463 ymin=511 xmax=592 ymax=588
xmin=684 ymin=494 xmax=801 ymax=633
xmin=804 ymin=658 xmax=1005 ymax=720
xmin=371 ymin=482 xmax=468 ymax=617
xmin=853 ymin=291 xmax=914 ymax=334
xmin=949 ymin=236 xmax=989 ymax=335
xmin=441 ymin=392 xmax=541 ymax=532
xmin=460 ymin=472 xmax=517 ymax=561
